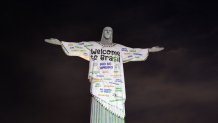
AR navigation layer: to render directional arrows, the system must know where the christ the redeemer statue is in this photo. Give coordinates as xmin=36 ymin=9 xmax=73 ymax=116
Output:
xmin=45 ymin=27 xmax=164 ymax=123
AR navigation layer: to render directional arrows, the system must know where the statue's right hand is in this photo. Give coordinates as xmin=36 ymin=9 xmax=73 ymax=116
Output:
xmin=44 ymin=38 xmax=61 ymax=45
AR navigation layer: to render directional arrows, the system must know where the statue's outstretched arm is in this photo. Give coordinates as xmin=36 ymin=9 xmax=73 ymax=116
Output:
xmin=148 ymin=46 xmax=164 ymax=52
xmin=45 ymin=38 xmax=91 ymax=61
xmin=44 ymin=38 xmax=61 ymax=45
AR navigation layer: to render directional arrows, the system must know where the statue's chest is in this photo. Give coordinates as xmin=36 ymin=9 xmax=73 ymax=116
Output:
xmin=89 ymin=47 xmax=123 ymax=79
xmin=90 ymin=47 xmax=121 ymax=61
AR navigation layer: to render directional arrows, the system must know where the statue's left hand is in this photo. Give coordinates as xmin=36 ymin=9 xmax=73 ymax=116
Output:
xmin=148 ymin=46 xmax=164 ymax=52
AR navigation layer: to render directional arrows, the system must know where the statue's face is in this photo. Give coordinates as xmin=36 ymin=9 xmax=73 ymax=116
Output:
xmin=103 ymin=27 xmax=112 ymax=39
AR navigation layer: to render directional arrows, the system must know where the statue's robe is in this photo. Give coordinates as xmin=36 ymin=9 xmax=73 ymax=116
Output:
xmin=61 ymin=41 xmax=149 ymax=118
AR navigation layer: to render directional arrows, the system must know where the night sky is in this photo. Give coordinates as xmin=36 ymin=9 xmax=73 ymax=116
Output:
xmin=3 ymin=0 xmax=218 ymax=123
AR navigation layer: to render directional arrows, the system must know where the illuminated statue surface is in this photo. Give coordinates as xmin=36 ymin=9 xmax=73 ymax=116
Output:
xmin=45 ymin=27 xmax=164 ymax=123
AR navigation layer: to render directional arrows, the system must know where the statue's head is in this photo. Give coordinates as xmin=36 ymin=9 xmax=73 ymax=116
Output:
xmin=103 ymin=27 xmax=113 ymax=39
xmin=101 ymin=26 xmax=113 ymax=44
